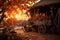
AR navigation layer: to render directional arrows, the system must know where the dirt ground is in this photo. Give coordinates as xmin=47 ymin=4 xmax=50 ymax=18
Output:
xmin=21 ymin=32 xmax=60 ymax=40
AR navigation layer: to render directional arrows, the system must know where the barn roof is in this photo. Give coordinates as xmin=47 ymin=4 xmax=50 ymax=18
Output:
xmin=32 ymin=0 xmax=60 ymax=8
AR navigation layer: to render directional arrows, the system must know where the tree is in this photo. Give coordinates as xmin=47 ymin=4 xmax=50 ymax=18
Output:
xmin=0 ymin=0 xmax=37 ymax=23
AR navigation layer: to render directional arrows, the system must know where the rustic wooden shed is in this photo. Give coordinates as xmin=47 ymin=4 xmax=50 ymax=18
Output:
xmin=29 ymin=0 xmax=60 ymax=34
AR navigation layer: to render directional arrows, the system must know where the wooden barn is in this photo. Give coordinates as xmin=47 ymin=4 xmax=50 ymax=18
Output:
xmin=29 ymin=0 xmax=60 ymax=34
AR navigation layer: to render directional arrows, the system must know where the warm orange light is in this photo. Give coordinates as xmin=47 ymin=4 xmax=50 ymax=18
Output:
xmin=5 ymin=6 xmax=31 ymax=21
xmin=4 ymin=0 xmax=41 ymax=22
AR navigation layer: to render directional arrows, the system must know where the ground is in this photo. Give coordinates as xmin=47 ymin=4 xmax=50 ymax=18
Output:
xmin=20 ymin=32 xmax=60 ymax=40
